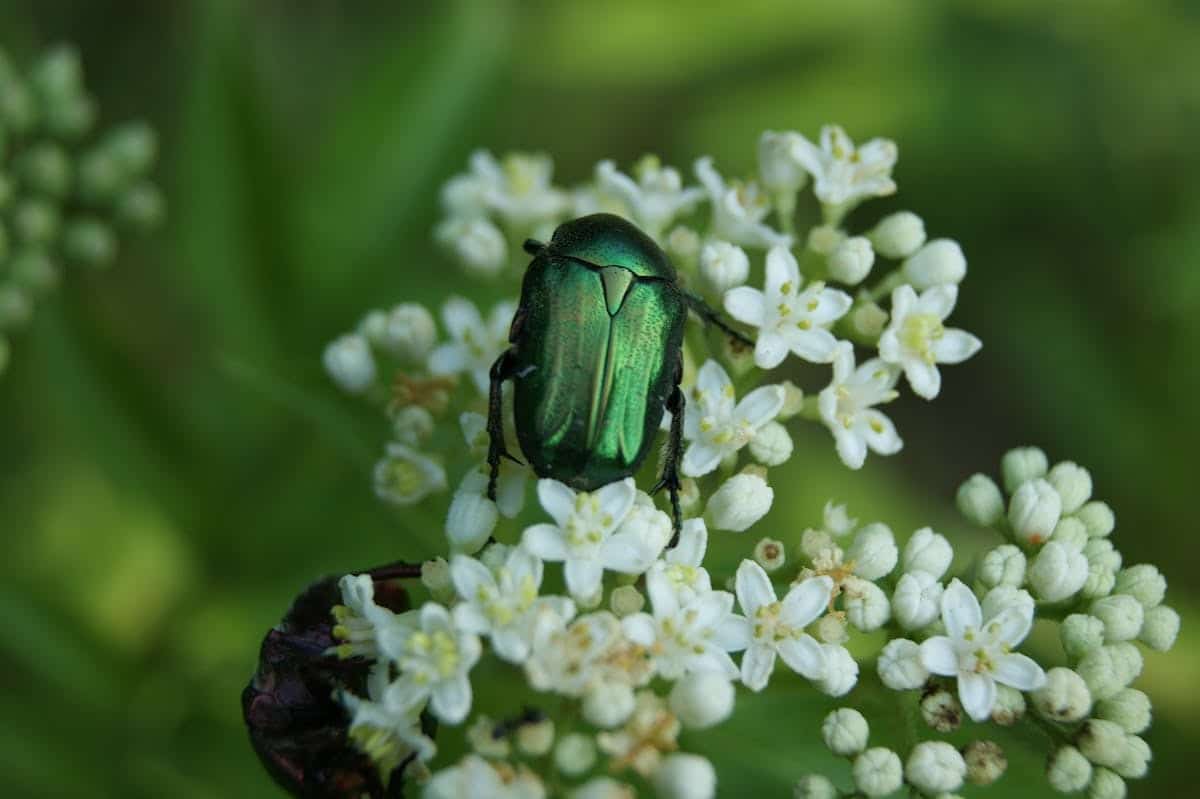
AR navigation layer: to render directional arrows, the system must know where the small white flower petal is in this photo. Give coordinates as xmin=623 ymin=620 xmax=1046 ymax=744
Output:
xmin=777 ymin=634 xmax=827 ymax=680
xmin=958 ymin=671 xmax=997 ymax=722
xmin=723 ymin=286 xmax=766 ymax=327
xmin=741 ymin=643 xmax=777 ymax=691
xmin=522 ymin=524 xmax=569 ymax=561
xmin=735 ymin=559 xmax=778 ymax=615
xmin=919 ymin=636 xmax=959 ymax=676
xmin=993 ymin=653 xmax=1047 ymax=692
xmin=932 ymin=328 xmax=982 ymax=364
xmin=538 ymin=479 xmax=577 ymax=527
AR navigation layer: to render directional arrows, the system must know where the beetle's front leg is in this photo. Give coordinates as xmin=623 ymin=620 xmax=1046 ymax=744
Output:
xmin=653 ymin=382 xmax=686 ymax=547
xmin=486 ymin=349 xmax=521 ymax=501
xmin=684 ymin=292 xmax=755 ymax=350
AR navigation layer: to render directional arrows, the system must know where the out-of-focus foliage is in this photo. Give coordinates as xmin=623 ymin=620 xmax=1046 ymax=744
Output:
xmin=0 ymin=1 xmax=1196 ymax=796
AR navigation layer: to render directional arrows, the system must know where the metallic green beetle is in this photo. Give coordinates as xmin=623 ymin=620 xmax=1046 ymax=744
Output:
xmin=486 ymin=213 xmax=750 ymax=536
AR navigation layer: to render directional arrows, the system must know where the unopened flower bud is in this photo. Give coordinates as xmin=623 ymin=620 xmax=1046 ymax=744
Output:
xmin=654 ymin=753 xmax=716 ymax=799
xmin=1094 ymin=689 xmax=1151 ymax=734
xmin=1075 ymin=501 xmax=1115 ymax=537
xmin=435 ymin=216 xmax=507 ymax=277
xmin=877 ymin=638 xmax=928 ymax=690
xmin=666 ymin=226 xmax=701 ymax=268
xmin=822 ymin=708 xmax=869 ymax=756
xmin=610 ymin=585 xmax=645 ymax=617
xmin=828 ymin=236 xmax=874 ymax=285
xmin=1047 ymin=461 xmax=1092 ymax=514
xmin=15 ymin=142 xmax=71 ymax=197
xmin=323 ymin=333 xmax=376 ymax=393
xmin=806 ymin=224 xmax=844 ymax=255
xmin=847 ymin=522 xmax=898 ymax=580
xmin=392 ymin=405 xmax=435 ymax=447
xmin=963 ymin=740 xmax=1006 ymax=786
xmin=893 ymin=570 xmax=942 ymax=630
xmin=849 ymin=300 xmax=889 ymax=341
xmin=677 ymin=477 xmax=701 ymax=515
xmin=980 ymin=585 xmax=1035 ymax=623
xmin=1047 ymin=745 xmax=1092 ymax=793
xmin=63 ymin=217 xmax=117 ymax=268
xmin=920 ymin=687 xmax=962 ymax=733
xmin=1139 ymin=604 xmax=1179 ymax=652
xmin=583 ymin=683 xmax=635 ymax=729
xmin=902 ymin=527 xmax=953 ymax=579
xmin=1029 ymin=541 xmax=1087 ymax=602
xmin=555 ymin=733 xmax=596 ymax=776
xmin=815 ymin=644 xmax=858 ymax=697
xmin=1113 ymin=564 xmax=1166 ymax=609
xmin=906 ymin=741 xmax=966 ymax=795
xmin=753 ymin=537 xmax=786 ymax=571
xmin=377 ymin=303 xmax=437 ymax=362
xmin=776 ymin=380 xmax=805 ymax=420
xmin=467 ymin=715 xmax=511 ymax=758
xmin=749 ymin=420 xmax=793 ymax=466
xmin=1002 ymin=446 xmax=1048 ymax=493
xmin=444 ymin=470 xmax=498 ymax=553
xmin=801 ymin=528 xmax=837 ymax=561
xmin=815 ymin=612 xmax=849 ymax=645
xmin=1052 ymin=517 xmax=1089 ymax=551
xmin=573 ymin=777 xmax=632 ymax=799
xmin=1009 ymin=478 xmax=1062 ymax=546
xmin=978 ymin=545 xmax=1026 ymax=588
xmin=517 ymin=718 xmax=555 ymax=757
xmin=1090 ymin=595 xmax=1144 ymax=643
xmin=901 ymin=238 xmax=966 ymax=289
xmin=843 ymin=576 xmax=890 ymax=631
xmin=1077 ymin=719 xmax=1128 ymax=769
xmin=852 ymin=748 xmax=903 ymax=797
xmin=700 ymin=240 xmax=750 ymax=294
xmin=957 ymin=473 xmax=1005 ymax=526
xmin=705 ymin=473 xmax=773 ymax=532
xmin=1112 ymin=735 xmax=1150 ymax=779
xmin=420 ymin=557 xmax=454 ymax=602
xmin=670 ymin=671 xmax=734 ymax=730
xmin=991 ymin=685 xmax=1026 ymax=726
xmin=869 ymin=211 xmax=926 ymax=259
xmin=792 ymin=774 xmax=838 ymax=799
xmin=1061 ymin=613 xmax=1106 ymax=660
xmin=1034 ymin=667 xmax=1092 ymax=723
xmin=1076 ymin=646 xmax=1130 ymax=701
xmin=1088 ymin=767 xmax=1126 ymax=799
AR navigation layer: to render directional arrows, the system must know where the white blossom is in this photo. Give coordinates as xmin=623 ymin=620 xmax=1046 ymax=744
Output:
xmin=735 ymin=561 xmax=832 ymax=691
xmin=554 ymin=733 xmax=597 ymax=776
xmin=425 ymin=754 xmax=544 ymax=799
xmin=331 ymin=574 xmax=401 ymax=660
xmin=723 ymin=246 xmax=852 ymax=368
xmin=324 ymin=333 xmax=376 ymax=393
xmin=444 ymin=469 xmax=499 ymax=553
xmin=595 ymin=157 xmax=703 ymax=239
xmin=467 ymin=150 xmax=569 ymax=230
xmin=377 ymin=602 xmax=482 ymax=724
xmin=374 ymin=443 xmax=447 ymax=506
xmin=842 ymin=575 xmax=890 ymax=631
xmin=818 ymin=343 xmax=903 ymax=469
xmin=823 ymin=501 xmax=857 ymax=537
xmin=645 ymin=518 xmax=712 ymax=608
xmin=748 ymin=420 xmax=793 ymax=466
xmin=791 ymin=125 xmax=898 ymax=209
xmin=758 ymin=130 xmax=809 ymax=207
xmin=341 ymin=664 xmax=437 ymax=772
xmin=878 ymin=284 xmax=981 ymax=400
xmin=582 ymin=681 xmax=637 ymax=728
xmin=525 ymin=611 xmax=651 ymax=697
xmin=681 ymin=359 xmax=784 ymax=476
xmin=694 ymin=156 xmax=791 ymax=248
xmin=427 ymin=296 xmax=516 ymax=394
xmin=919 ymin=580 xmax=1046 ymax=721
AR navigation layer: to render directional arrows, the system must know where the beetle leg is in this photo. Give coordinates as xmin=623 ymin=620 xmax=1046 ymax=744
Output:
xmin=487 ymin=349 xmax=522 ymax=501
xmin=653 ymin=382 xmax=686 ymax=547
xmin=684 ymin=292 xmax=755 ymax=349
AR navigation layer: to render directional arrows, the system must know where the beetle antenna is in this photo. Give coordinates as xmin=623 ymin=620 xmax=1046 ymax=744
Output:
xmin=522 ymin=238 xmax=545 ymax=255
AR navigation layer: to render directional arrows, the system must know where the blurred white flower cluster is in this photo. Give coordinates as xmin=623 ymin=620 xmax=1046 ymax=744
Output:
xmin=311 ymin=131 xmax=1177 ymax=798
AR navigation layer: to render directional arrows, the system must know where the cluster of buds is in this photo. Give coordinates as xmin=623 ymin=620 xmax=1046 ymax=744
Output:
xmin=0 ymin=44 xmax=163 ymax=376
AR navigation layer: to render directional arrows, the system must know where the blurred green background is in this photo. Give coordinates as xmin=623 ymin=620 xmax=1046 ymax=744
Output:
xmin=1 ymin=1 xmax=1198 ymax=796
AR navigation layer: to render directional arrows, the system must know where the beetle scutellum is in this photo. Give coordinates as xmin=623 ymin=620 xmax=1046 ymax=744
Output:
xmin=485 ymin=213 xmax=751 ymax=541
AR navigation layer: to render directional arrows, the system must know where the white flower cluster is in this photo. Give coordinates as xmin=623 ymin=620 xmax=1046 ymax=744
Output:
xmin=304 ymin=131 xmax=1178 ymax=798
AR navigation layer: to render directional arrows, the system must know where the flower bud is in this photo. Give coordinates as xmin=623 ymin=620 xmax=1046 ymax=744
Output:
xmin=479 ymin=542 xmax=510 ymax=572
xmin=828 ymin=236 xmax=874 ymax=285
xmin=823 ymin=500 xmax=857 ymax=537
xmin=801 ymin=528 xmax=837 ymax=561
xmin=444 ymin=470 xmax=498 ymax=553
xmin=583 ymin=682 xmax=635 ymax=729
xmin=1047 ymin=745 xmax=1093 ymax=793
xmin=822 ymin=708 xmax=869 ymax=756
xmin=115 ymin=182 xmax=166 ymax=231
xmin=793 ymin=774 xmax=839 ymax=799
xmin=964 ymin=740 xmax=1006 ymax=786
xmin=555 ymin=733 xmax=596 ymax=776
xmin=1113 ymin=564 xmax=1166 ymax=609
xmin=955 ymin=473 xmax=1004 ymax=526
xmin=978 ymin=545 xmax=1026 ymax=588
xmin=991 ymin=685 xmax=1026 ymax=726
xmin=815 ymin=644 xmax=858 ymax=697
xmin=869 ymin=211 xmax=926 ymax=259
xmin=1108 ymin=642 xmax=1144 ymax=686
xmin=669 ymin=671 xmax=734 ymax=730
xmin=63 ymin=217 xmax=118 ymax=268
xmin=776 ymin=380 xmax=805 ymax=420
xmin=847 ymin=522 xmax=898 ymax=580
xmin=1077 ymin=719 xmax=1128 ymax=769
xmin=1009 ymin=478 xmax=1062 ymax=546
xmin=877 ymin=638 xmax=928 ymax=690
xmin=1034 ymin=667 xmax=1092 ymax=723
xmin=700 ymin=240 xmax=750 ymax=294
xmin=376 ymin=303 xmax=437 ymax=363
xmin=610 ymin=585 xmax=644 ymax=617
xmin=516 ymin=718 xmax=555 ymax=757
xmin=1002 ymin=446 xmax=1049 ymax=493
xmin=467 ymin=715 xmax=511 ymax=758
xmin=666 ymin=226 xmax=701 ymax=268
xmin=435 ymin=216 xmax=507 ymax=277
xmin=1047 ymin=461 xmax=1092 ymax=514
xmin=920 ymin=687 xmax=962 ymax=733
xmin=806 ymin=224 xmax=843 ymax=255
xmin=815 ymin=612 xmax=849 ymax=645
xmin=1088 ymin=768 xmax=1126 ymax=799
xmin=323 ymin=333 xmax=376 ymax=393
xmin=1139 ymin=604 xmax=1179 ymax=652
xmin=1112 ymin=735 xmax=1150 ymax=779
xmin=1029 ymin=541 xmax=1087 ymax=602
xmin=1076 ymin=646 xmax=1131 ymax=701
xmin=420 ymin=557 xmax=454 ymax=602
xmin=1084 ymin=537 xmax=1121 ymax=571
xmin=852 ymin=748 xmax=903 ymax=797
xmin=572 ymin=778 xmax=633 ymax=799
xmin=849 ymin=300 xmax=889 ymax=341
xmin=753 ymin=537 xmax=786 ymax=571
xmin=1052 ymin=517 xmax=1089 ymax=551
xmin=392 ymin=405 xmax=435 ymax=447
xmin=902 ymin=527 xmax=953 ymax=579
xmin=906 ymin=741 xmax=966 ymax=795
xmin=749 ymin=420 xmax=793 ymax=466
xmin=1076 ymin=500 xmax=1116 ymax=537
xmin=1094 ymin=689 xmax=1151 ymax=734
xmin=901 ymin=238 xmax=966 ymax=289
xmin=980 ymin=585 xmax=1034 ymax=625
xmin=843 ymin=576 xmax=890 ymax=631
xmin=1090 ymin=595 xmax=1144 ymax=643
xmin=654 ymin=754 xmax=716 ymax=799
xmin=893 ymin=570 xmax=942 ymax=630
xmin=1061 ymin=613 xmax=1106 ymax=660
xmin=705 ymin=473 xmax=773 ymax=532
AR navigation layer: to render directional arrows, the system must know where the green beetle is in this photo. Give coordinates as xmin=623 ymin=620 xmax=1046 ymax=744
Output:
xmin=485 ymin=213 xmax=750 ymax=536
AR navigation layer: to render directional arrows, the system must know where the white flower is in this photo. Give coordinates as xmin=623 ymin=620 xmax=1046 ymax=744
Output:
xmin=1008 ymin=478 xmax=1062 ymax=546
xmin=818 ymin=343 xmax=903 ymax=469
xmin=1028 ymin=540 xmax=1088 ymax=602
xmin=681 ymin=359 xmax=785 ymax=476
xmin=378 ymin=602 xmax=482 ymax=724
xmin=902 ymin=527 xmax=953 ymax=579
xmin=919 ymin=579 xmax=1047 ymax=722
xmin=646 ymin=518 xmax=712 ymax=608
xmin=669 ymin=671 xmax=735 ymax=730
xmin=694 ymin=156 xmax=790 ymax=249
xmin=469 ymin=150 xmax=569 ymax=230
xmin=323 ymin=333 xmax=376 ymax=394
xmin=331 ymin=574 xmax=401 ymax=659
xmin=901 ymin=239 xmax=967 ymax=289
xmin=846 ymin=522 xmax=899 ymax=580
xmin=827 ymin=236 xmax=874 ymax=285
xmin=425 ymin=754 xmax=544 ymax=799
xmin=698 ymin=240 xmax=750 ymax=294
xmin=758 ymin=130 xmax=809 ymax=201
xmin=427 ymin=296 xmax=515 ymax=394
xmin=905 ymin=741 xmax=966 ymax=795
xmin=595 ymin=157 xmax=703 ymax=239
xmin=892 ymin=570 xmax=943 ymax=630
xmin=374 ymin=443 xmax=447 ymax=506
xmin=525 ymin=611 xmax=652 ymax=697
xmin=522 ymin=478 xmax=660 ymax=602
xmin=623 ymin=571 xmax=750 ymax=680
xmin=868 ymin=211 xmax=926 ymax=259
xmin=822 ymin=708 xmax=869 ymax=756
xmin=341 ymin=664 xmax=437 ymax=773
xmin=653 ymin=753 xmax=716 ymax=799
xmin=791 ymin=125 xmax=898 ymax=209
xmin=793 ymin=775 xmax=839 ymax=799
xmin=450 ymin=548 xmax=575 ymax=663
xmin=734 ymin=561 xmax=831 ymax=691
xmin=723 ymin=246 xmax=852 ymax=368
xmin=704 ymin=473 xmax=773 ymax=532
xmin=877 ymin=637 xmax=929 ymax=690
xmin=459 ymin=412 xmax=527 ymax=519
xmin=852 ymin=748 xmax=903 ymax=797
xmin=435 ymin=215 xmax=508 ymax=277
xmin=878 ymin=284 xmax=981 ymax=400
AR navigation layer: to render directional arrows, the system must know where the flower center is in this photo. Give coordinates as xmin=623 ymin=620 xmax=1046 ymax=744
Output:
xmin=900 ymin=312 xmax=944 ymax=363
